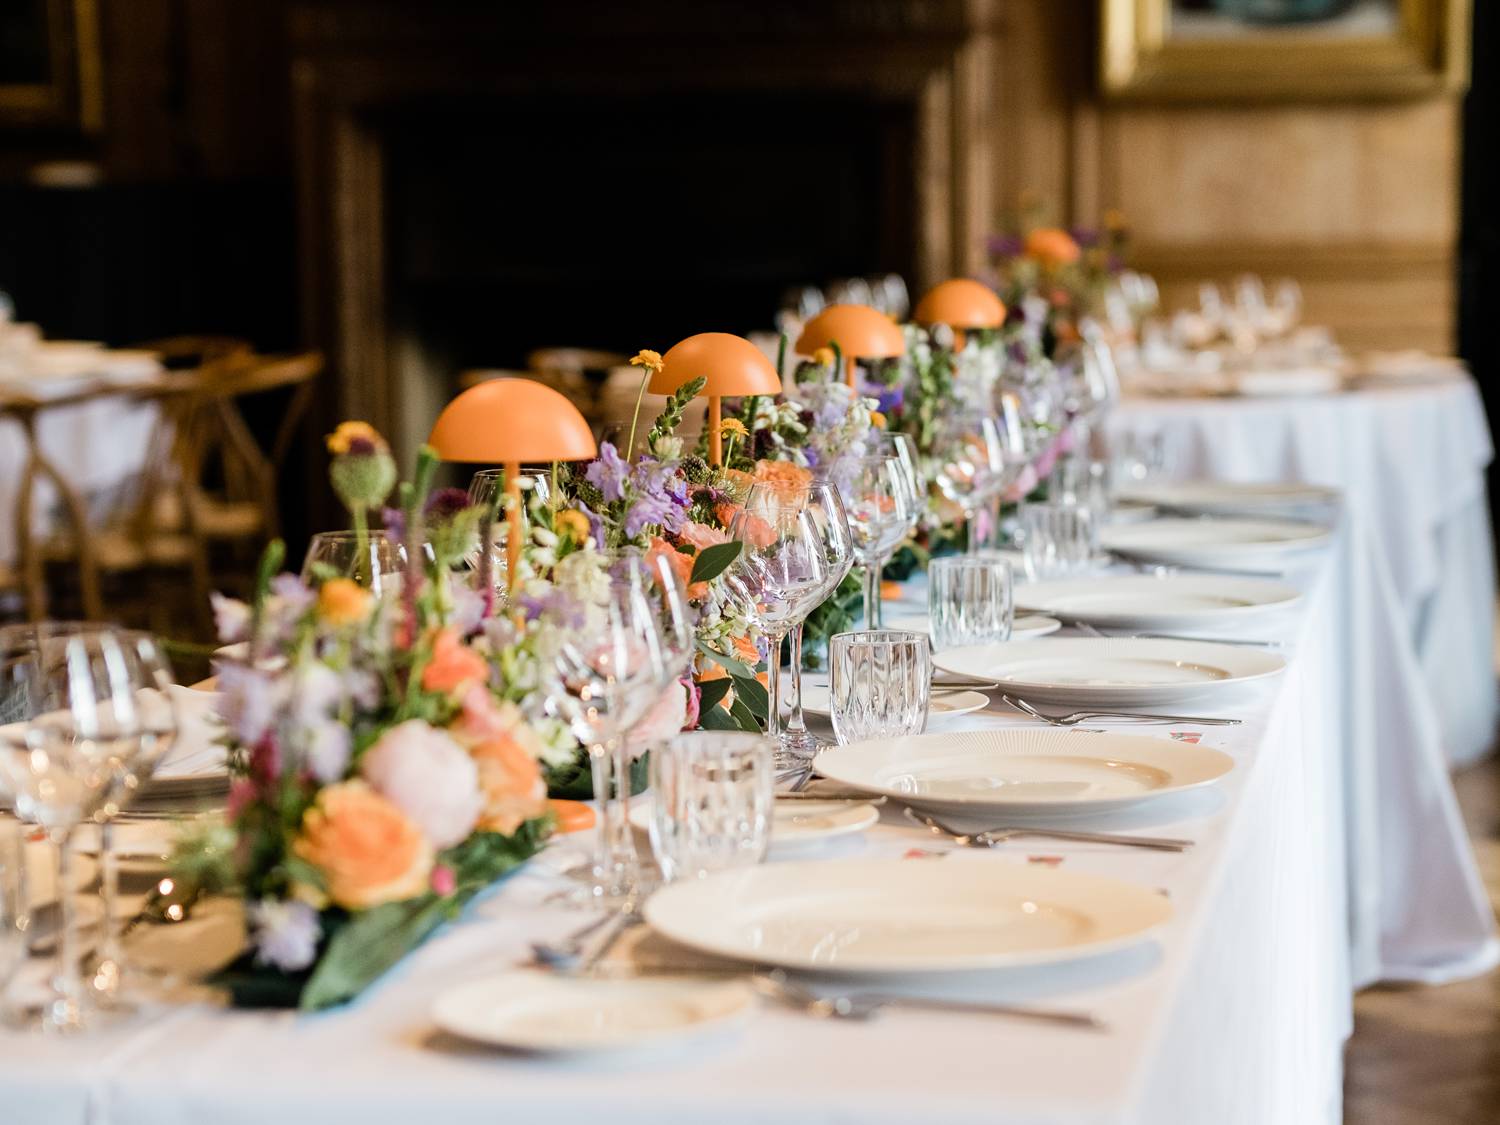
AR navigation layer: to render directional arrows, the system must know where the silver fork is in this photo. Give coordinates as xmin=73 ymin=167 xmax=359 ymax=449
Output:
xmin=1073 ymin=621 xmax=1283 ymax=649
xmin=1002 ymin=694 xmax=1241 ymax=727
xmin=908 ymin=808 xmax=1192 ymax=853
xmin=753 ymin=971 xmax=1104 ymax=1030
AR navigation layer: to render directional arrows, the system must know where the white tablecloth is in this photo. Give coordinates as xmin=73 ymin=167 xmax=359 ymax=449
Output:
xmin=3 ymin=525 xmax=1494 ymax=1124
xmin=0 ymin=391 xmax=160 ymax=567
xmin=1109 ymin=377 xmax=1498 ymax=767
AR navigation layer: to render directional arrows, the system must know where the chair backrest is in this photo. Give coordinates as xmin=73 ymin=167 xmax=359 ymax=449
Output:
xmin=132 ymin=335 xmax=253 ymax=371
xmin=525 ymin=347 xmax=629 ymax=377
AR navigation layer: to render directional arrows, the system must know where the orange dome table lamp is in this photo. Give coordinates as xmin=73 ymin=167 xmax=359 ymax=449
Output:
xmin=795 ymin=304 xmax=905 ymax=389
xmin=650 ymin=333 xmax=781 ymax=466
xmin=914 ymin=279 xmax=1006 ymax=350
xmin=428 ymin=378 xmax=597 ymax=593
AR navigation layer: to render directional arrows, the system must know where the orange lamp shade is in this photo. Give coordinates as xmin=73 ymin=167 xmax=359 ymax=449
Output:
xmin=649 ymin=333 xmax=782 ymax=397
xmin=914 ymin=279 xmax=1007 ymax=330
xmin=796 ymin=304 xmax=905 ymax=359
xmin=427 ymin=378 xmax=597 ymax=463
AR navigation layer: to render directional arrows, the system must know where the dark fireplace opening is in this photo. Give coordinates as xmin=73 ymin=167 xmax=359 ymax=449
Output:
xmin=383 ymin=89 xmax=916 ymax=395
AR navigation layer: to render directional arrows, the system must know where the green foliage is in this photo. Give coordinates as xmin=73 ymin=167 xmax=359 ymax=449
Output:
xmin=798 ymin=571 xmax=864 ymax=670
xmin=688 ymin=541 xmax=742 ymax=585
xmin=647 ymin=376 xmax=707 ymax=454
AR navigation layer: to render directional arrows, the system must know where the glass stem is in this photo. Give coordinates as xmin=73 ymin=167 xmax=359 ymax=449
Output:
xmin=94 ymin=819 xmax=121 ymax=1000
xmin=965 ymin=505 xmax=981 ymax=555
xmin=784 ymin=621 xmax=808 ymax=737
xmin=764 ymin=631 xmax=785 ymax=739
xmin=589 ymin=734 xmax=639 ymax=905
xmin=862 ymin=562 xmax=882 ymax=628
xmin=48 ymin=827 xmax=83 ymax=1032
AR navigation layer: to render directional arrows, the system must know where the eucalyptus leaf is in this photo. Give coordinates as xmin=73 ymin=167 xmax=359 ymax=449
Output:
xmin=695 ymin=639 xmax=758 ymax=680
xmin=729 ymin=674 xmax=769 ymax=723
xmin=696 ymin=677 xmax=733 ymax=713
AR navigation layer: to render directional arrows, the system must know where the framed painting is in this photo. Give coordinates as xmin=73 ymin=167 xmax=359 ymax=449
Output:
xmin=1100 ymin=0 xmax=1470 ymax=100
xmin=0 ymin=0 xmax=102 ymax=130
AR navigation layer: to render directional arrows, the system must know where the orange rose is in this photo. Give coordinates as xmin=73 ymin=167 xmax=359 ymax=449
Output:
xmin=678 ymin=521 xmax=728 ymax=552
xmin=317 ymin=578 xmax=371 ymax=626
xmin=647 ymin=536 xmax=707 ymax=600
xmin=422 ymin=629 xmax=488 ymax=695
xmin=732 ymin=632 xmax=761 ymax=665
xmin=294 ymin=782 xmax=434 ymax=910
xmin=471 ymin=731 xmax=548 ymax=835
xmin=752 ymin=459 xmax=813 ymax=496
xmin=717 ymin=503 xmax=775 ymax=549
xmin=1024 ymin=227 xmax=1081 ymax=269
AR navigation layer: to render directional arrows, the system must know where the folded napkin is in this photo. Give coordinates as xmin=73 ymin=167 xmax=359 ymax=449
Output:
xmin=157 ymin=684 xmax=227 ymax=780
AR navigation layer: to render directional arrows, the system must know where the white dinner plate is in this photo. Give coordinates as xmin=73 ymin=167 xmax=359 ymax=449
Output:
xmin=432 ymin=971 xmax=756 ymax=1054
xmin=1118 ymin=481 xmax=1340 ymax=517
xmin=883 ymin=612 xmax=1062 ymax=642
xmin=1016 ymin=574 xmax=1300 ymax=629
xmin=628 ymin=797 xmax=879 ymax=847
xmin=644 ymin=858 xmax=1173 ymax=973
xmin=934 ymin=637 xmax=1284 ymax=706
xmin=798 ymin=684 xmax=989 ymax=720
xmin=1100 ymin=517 xmax=1330 ymax=571
xmin=814 ymin=728 xmax=1233 ymax=818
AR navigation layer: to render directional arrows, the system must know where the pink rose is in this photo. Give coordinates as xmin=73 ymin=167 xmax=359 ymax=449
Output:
xmin=626 ymin=681 xmax=689 ymax=758
xmin=361 ymin=720 xmax=483 ymax=849
xmin=1032 ymin=437 xmax=1062 ymax=481
xmin=680 ymin=676 xmax=701 ymax=730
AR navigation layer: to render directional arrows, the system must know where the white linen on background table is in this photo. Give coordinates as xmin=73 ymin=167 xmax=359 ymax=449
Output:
xmin=0 ymin=391 xmax=160 ymax=567
xmin=1109 ymin=376 xmax=1498 ymax=767
xmin=7 ymin=529 xmax=1489 ymax=1125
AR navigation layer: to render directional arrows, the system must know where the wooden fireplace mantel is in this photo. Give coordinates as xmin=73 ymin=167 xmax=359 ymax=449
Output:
xmin=290 ymin=0 xmax=998 ymax=463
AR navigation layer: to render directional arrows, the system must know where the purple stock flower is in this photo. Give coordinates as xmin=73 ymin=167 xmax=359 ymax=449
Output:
xmin=381 ymin=507 xmax=406 ymax=547
xmin=269 ymin=573 xmax=315 ymax=617
xmin=210 ymin=592 xmax=251 ymax=644
xmin=216 ymin=662 xmax=282 ymax=747
xmin=575 ymin=500 xmax=605 ymax=546
xmin=624 ymin=492 xmax=676 ymax=538
xmin=585 ymin=442 xmax=629 ymax=502
xmin=875 ymin=386 xmax=905 ymax=414
xmin=987 ymin=234 xmax=1023 ymax=258
xmin=1070 ymin=227 xmax=1100 ymax=249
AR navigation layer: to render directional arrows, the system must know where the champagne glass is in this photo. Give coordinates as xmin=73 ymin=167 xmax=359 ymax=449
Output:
xmin=777 ymin=484 xmax=854 ymax=760
xmin=542 ymin=550 xmax=691 ymax=907
xmin=844 ymin=454 xmax=915 ymax=629
xmin=725 ymin=482 xmax=850 ymax=762
xmin=0 ymin=624 xmax=176 ymax=1031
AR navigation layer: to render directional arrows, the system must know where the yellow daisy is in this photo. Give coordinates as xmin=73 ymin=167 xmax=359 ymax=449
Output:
xmin=629 ymin=349 xmax=664 ymax=374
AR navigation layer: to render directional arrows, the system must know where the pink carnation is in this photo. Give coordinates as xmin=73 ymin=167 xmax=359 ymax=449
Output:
xmin=1003 ymin=463 xmax=1040 ymax=503
xmin=361 ymin=720 xmax=482 ymax=849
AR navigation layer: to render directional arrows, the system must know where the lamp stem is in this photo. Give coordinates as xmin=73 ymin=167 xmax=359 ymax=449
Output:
xmin=708 ymin=396 xmax=722 ymax=466
xmin=953 ymin=327 xmax=968 ymax=353
xmin=844 ymin=353 xmax=857 ymax=389
xmin=505 ymin=460 xmax=522 ymax=595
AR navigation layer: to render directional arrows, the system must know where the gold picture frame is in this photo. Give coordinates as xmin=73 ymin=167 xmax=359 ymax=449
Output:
xmin=0 ymin=0 xmax=103 ymax=130
xmin=1100 ymin=0 xmax=1470 ymax=101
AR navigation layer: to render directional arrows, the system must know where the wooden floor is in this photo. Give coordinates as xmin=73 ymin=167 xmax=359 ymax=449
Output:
xmin=1344 ymin=755 xmax=1500 ymax=1123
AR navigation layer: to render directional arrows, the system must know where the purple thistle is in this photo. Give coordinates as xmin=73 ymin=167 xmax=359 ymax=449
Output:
xmin=424 ymin=487 xmax=471 ymax=526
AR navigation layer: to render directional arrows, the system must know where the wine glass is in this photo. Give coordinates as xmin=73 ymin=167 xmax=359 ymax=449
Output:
xmin=465 ymin=468 xmax=551 ymax=583
xmin=844 ymin=455 xmax=915 ymax=629
xmin=541 ymin=549 xmax=691 ymax=907
xmin=775 ymin=484 xmax=854 ymax=760
xmin=930 ymin=401 xmax=1027 ymax=554
xmin=301 ymin=531 xmax=406 ymax=592
xmin=0 ymin=624 xmax=176 ymax=1031
xmin=725 ymin=481 xmax=850 ymax=762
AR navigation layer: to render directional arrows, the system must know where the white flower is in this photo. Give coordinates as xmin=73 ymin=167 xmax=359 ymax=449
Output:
xmin=249 ymin=898 xmax=321 ymax=972
xmin=210 ymin=593 xmax=251 ymax=644
xmin=304 ymin=721 xmax=352 ymax=783
xmin=292 ymin=662 xmax=342 ymax=728
xmin=361 ymin=720 xmax=482 ymax=849
xmin=554 ymin=550 xmax=610 ymax=606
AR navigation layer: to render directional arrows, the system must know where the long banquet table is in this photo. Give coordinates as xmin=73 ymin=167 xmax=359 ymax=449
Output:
xmin=1109 ymin=373 xmax=1498 ymax=768
xmin=3 ymin=514 xmax=1496 ymax=1125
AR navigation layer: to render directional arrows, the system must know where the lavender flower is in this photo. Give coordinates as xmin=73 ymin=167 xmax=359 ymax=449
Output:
xmin=249 ymin=899 xmax=321 ymax=972
xmin=575 ymin=500 xmax=605 ymax=547
xmin=585 ymin=442 xmax=629 ymax=502
xmin=215 ymin=662 xmax=283 ymax=747
xmin=624 ymin=492 xmax=676 ymax=538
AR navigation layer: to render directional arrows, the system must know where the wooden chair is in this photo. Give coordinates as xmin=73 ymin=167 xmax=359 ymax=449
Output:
xmin=525 ymin=347 xmax=629 ymax=380
xmin=464 ymin=367 xmax=597 ymax=424
xmin=131 ymin=335 xmax=252 ymax=371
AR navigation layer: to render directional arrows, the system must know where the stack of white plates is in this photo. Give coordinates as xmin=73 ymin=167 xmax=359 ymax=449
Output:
xmin=1100 ymin=517 xmax=1330 ymax=571
xmin=935 ymin=636 xmax=1285 ymax=706
xmin=814 ymin=728 xmax=1233 ymax=819
xmin=1119 ymin=480 xmax=1339 ymax=517
xmin=644 ymin=858 xmax=1173 ymax=973
xmin=1017 ymin=574 xmax=1300 ymax=630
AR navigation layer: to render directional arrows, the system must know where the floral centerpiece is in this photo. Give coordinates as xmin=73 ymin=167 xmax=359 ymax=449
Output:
xmin=181 ymin=426 xmax=573 ymax=1011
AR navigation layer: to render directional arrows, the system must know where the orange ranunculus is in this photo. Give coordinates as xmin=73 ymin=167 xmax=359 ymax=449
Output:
xmin=1024 ymin=227 xmax=1081 ymax=269
xmin=294 ymin=782 xmax=434 ymax=910
xmin=421 ymin=628 xmax=488 ymax=695
xmin=717 ymin=503 xmax=775 ymax=549
xmin=752 ymin=459 xmax=813 ymax=496
xmin=470 ymin=730 xmax=548 ymax=835
xmin=317 ymin=577 xmax=371 ymax=626
xmin=548 ymin=799 xmax=596 ymax=833
xmin=732 ymin=632 xmax=761 ymax=666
